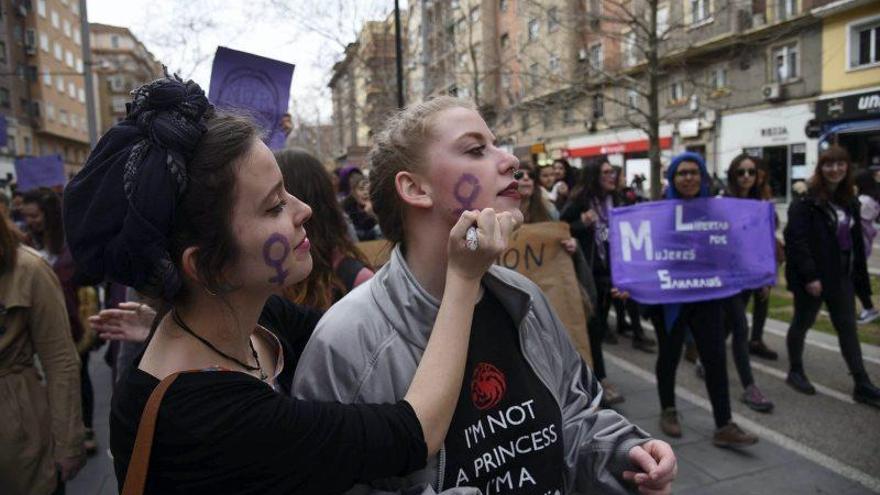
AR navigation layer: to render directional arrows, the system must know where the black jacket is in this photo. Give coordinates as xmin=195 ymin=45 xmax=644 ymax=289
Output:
xmin=560 ymin=191 xmax=620 ymax=277
xmin=783 ymin=196 xmax=870 ymax=296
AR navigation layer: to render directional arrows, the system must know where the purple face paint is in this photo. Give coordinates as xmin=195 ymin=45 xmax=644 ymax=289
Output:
xmin=262 ymin=233 xmax=291 ymax=286
xmin=453 ymin=173 xmax=482 ymax=215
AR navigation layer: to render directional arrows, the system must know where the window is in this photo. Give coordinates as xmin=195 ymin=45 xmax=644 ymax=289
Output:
xmin=0 ymin=88 xmax=10 ymax=109
xmin=529 ymin=62 xmax=540 ymax=89
xmin=54 ymin=41 xmax=62 ymax=60
xmin=470 ymin=6 xmax=480 ymax=23
xmin=589 ymin=43 xmax=603 ymax=70
xmin=500 ymin=33 xmax=509 ymax=49
xmin=72 ymin=2 xmax=79 ymax=15
xmin=501 ymin=73 xmax=511 ymax=90
xmin=47 ymin=102 xmax=55 ymax=120
xmin=6 ymin=134 xmax=16 ymax=155
xmin=592 ymin=93 xmax=604 ymax=118
xmin=51 ymin=10 xmax=60 ymax=29
xmin=109 ymin=76 xmax=125 ymax=91
xmin=68 ymin=82 xmax=76 ymax=98
xmin=549 ymin=54 xmax=561 ymax=74
xmin=56 ymin=75 xmax=64 ymax=92
xmin=521 ymin=111 xmax=530 ymax=131
xmin=776 ymin=0 xmax=797 ymax=21
xmin=548 ymin=7 xmax=560 ymax=32
xmin=40 ymin=32 xmax=48 ymax=52
xmin=590 ymin=0 xmax=602 ymax=16
xmin=26 ymin=29 xmax=36 ymax=52
xmin=76 ymin=58 xmax=83 ymax=73
xmin=772 ymin=43 xmax=799 ymax=81
xmin=690 ymin=0 xmax=710 ymax=24
xmin=628 ymin=89 xmax=640 ymax=108
xmin=542 ymin=108 xmax=553 ymax=129
xmin=850 ymin=18 xmax=880 ymax=68
xmin=0 ymin=41 xmax=5 ymax=64
xmin=670 ymin=81 xmax=684 ymax=101
xmin=27 ymin=65 xmax=38 ymax=82
xmin=65 ymin=50 xmax=74 ymax=68
xmin=528 ymin=19 xmax=539 ymax=41
xmin=24 ymin=136 xmax=32 ymax=155
xmin=43 ymin=71 xmax=51 ymax=86
xmin=563 ymin=107 xmax=574 ymax=125
xmin=59 ymin=109 xmax=69 ymax=126
xmin=711 ymin=67 xmax=727 ymax=89
xmin=112 ymin=96 xmax=127 ymax=113
xmin=13 ymin=26 xmax=22 ymax=43
xmin=63 ymin=19 xmax=71 ymax=37
xmin=657 ymin=5 xmax=670 ymax=37
xmin=78 ymin=87 xmax=85 ymax=103
xmin=111 ymin=35 xmax=120 ymax=48
xmin=73 ymin=30 xmax=81 ymax=45
xmin=624 ymin=31 xmax=638 ymax=66
xmin=38 ymin=0 xmax=47 ymax=17
xmin=499 ymin=0 xmax=508 ymax=13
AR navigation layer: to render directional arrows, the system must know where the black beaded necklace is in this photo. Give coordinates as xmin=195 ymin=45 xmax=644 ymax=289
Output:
xmin=171 ymin=310 xmax=267 ymax=381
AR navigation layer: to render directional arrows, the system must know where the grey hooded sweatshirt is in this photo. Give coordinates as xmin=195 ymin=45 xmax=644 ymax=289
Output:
xmin=293 ymin=245 xmax=650 ymax=494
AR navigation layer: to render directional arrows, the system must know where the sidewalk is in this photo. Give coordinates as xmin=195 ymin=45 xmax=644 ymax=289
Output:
xmin=68 ymin=342 xmax=878 ymax=495
xmin=603 ymin=357 xmax=877 ymax=494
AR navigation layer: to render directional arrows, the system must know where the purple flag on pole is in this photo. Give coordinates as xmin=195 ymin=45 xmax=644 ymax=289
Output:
xmin=208 ymin=47 xmax=295 ymax=150
xmin=609 ymin=197 xmax=777 ymax=305
xmin=14 ymin=154 xmax=66 ymax=192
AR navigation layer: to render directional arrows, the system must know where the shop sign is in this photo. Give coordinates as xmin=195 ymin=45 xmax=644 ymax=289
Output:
xmin=569 ymin=136 xmax=672 ymax=158
xmin=816 ymin=89 xmax=880 ymax=122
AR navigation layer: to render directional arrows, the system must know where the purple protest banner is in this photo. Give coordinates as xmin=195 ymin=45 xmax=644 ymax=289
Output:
xmin=208 ymin=47 xmax=295 ymax=150
xmin=14 ymin=155 xmax=65 ymax=192
xmin=608 ymin=197 xmax=776 ymax=305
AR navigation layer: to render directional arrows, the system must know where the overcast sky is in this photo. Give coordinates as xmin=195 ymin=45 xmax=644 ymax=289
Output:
xmin=86 ymin=0 xmax=391 ymax=124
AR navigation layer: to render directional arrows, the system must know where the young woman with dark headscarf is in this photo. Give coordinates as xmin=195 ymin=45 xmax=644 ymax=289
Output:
xmin=62 ymin=76 xmax=517 ymax=494
xmin=649 ymin=152 xmax=759 ymax=447
xmin=783 ymin=146 xmax=880 ymax=407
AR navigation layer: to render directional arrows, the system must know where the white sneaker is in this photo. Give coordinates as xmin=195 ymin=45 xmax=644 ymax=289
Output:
xmin=858 ymin=308 xmax=880 ymax=324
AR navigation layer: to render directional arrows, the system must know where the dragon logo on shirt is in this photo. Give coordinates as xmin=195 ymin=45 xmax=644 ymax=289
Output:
xmin=470 ymin=362 xmax=506 ymax=410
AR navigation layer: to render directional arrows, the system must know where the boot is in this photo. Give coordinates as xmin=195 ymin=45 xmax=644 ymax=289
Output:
xmin=786 ymin=369 xmax=816 ymax=395
xmin=659 ymin=407 xmax=682 ymax=438
xmin=853 ymin=374 xmax=880 ymax=409
xmin=713 ymin=422 xmax=758 ymax=448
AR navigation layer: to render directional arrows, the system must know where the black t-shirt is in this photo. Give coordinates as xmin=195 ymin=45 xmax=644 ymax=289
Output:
xmin=110 ymin=355 xmax=426 ymax=494
xmin=442 ymin=290 xmax=564 ymax=494
xmin=258 ymin=295 xmax=323 ymax=392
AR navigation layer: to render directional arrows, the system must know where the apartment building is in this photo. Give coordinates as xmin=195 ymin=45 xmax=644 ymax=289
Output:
xmin=329 ymin=13 xmax=402 ymax=167
xmin=0 ymin=0 xmax=36 ymax=181
xmin=25 ymin=0 xmax=91 ymax=176
xmin=90 ymin=23 xmax=163 ymax=136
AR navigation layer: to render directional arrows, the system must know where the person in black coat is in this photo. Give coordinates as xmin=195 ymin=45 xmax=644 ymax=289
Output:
xmin=783 ymin=145 xmax=880 ymax=408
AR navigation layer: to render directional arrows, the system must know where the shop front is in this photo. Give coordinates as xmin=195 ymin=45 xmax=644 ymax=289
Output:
xmin=567 ymin=125 xmax=674 ymax=186
xmin=718 ymin=104 xmax=817 ymax=203
xmin=814 ymin=87 xmax=880 ymax=169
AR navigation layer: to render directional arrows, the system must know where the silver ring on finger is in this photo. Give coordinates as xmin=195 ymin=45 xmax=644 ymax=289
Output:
xmin=466 ymin=226 xmax=479 ymax=251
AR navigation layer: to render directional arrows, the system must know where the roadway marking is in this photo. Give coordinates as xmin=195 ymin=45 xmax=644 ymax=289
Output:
xmin=760 ymin=324 xmax=880 ymax=366
xmin=605 ymin=352 xmax=880 ymax=493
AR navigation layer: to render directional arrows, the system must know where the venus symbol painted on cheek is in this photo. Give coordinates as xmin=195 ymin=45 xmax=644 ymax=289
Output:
xmin=453 ymin=173 xmax=481 ymax=215
xmin=262 ymin=233 xmax=291 ymax=286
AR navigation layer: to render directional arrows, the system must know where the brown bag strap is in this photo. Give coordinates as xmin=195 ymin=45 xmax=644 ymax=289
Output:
xmin=121 ymin=371 xmax=183 ymax=495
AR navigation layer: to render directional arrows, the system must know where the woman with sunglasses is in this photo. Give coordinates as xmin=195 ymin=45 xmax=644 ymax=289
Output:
xmin=783 ymin=146 xmax=880 ymax=407
xmin=716 ymin=155 xmax=776 ymax=413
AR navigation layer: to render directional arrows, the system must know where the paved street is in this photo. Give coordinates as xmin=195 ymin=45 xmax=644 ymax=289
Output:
xmin=68 ymin=311 xmax=880 ymax=494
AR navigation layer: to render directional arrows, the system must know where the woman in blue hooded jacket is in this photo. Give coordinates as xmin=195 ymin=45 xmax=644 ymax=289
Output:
xmin=649 ymin=152 xmax=759 ymax=448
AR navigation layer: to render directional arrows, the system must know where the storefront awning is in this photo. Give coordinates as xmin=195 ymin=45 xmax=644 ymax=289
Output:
xmin=568 ymin=136 xmax=672 ymax=158
xmin=819 ymin=118 xmax=880 ymax=145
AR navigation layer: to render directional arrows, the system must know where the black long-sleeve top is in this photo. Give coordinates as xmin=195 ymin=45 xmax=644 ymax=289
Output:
xmin=110 ymin=297 xmax=426 ymax=495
